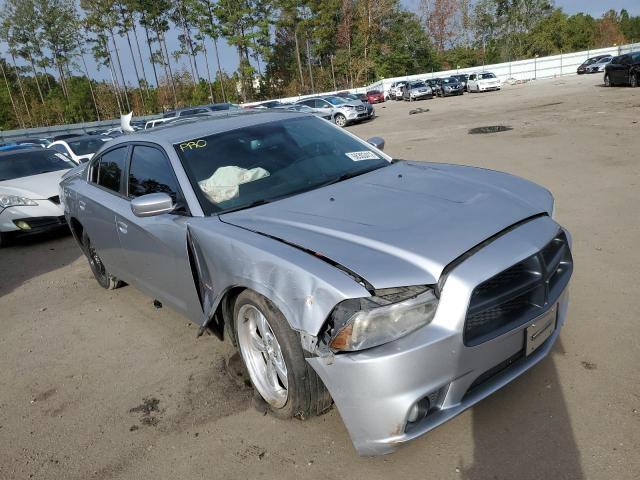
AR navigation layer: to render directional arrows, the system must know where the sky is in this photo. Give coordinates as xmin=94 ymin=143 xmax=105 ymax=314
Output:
xmin=4 ymin=0 xmax=640 ymax=86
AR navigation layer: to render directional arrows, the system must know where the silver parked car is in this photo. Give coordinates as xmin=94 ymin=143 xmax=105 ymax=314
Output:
xmin=60 ymin=111 xmax=573 ymax=456
xmin=402 ymin=80 xmax=433 ymax=101
xmin=296 ymin=96 xmax=367 ymax=127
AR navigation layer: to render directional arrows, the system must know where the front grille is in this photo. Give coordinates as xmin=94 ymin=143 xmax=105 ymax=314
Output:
xmin=48 ymin=195 xmax=60 ymax=204
xmin=464 ymin=231 xmax=572 ymax=346
xmin=356 ymin=105 xmax=365 ymax=111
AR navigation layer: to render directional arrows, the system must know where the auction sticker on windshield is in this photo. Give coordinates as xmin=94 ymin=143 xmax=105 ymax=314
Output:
xmin=345 ymin=151 xmax=379 ymax=161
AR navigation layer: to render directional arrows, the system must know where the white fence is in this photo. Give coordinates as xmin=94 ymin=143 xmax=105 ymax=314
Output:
xmin=256 ymin=41 xmax=640 ymax=105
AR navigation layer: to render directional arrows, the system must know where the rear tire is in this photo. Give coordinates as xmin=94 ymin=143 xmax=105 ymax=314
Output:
xmin=233 ymin=290 xmax=332 ymax=419
xmin=81 ymin=231 xmax=123 ymax=290
xmin=604 ymin=74 xmax=612 ymax=87
xmin=631 ymin=74 xmax=638 ymax=88
xmin=0 ymin=232 xmax=7 ymax=248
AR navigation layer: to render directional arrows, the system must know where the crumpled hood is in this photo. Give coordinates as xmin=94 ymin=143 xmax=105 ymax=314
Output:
xmin=0 ymin=170 xmax=68 ymax=199
xmin=221 ymin=161 xmax=553 ymax=289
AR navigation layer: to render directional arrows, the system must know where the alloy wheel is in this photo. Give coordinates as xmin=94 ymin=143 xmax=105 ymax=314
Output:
xmin=237 ymin=304 xmax=288 ymax=408
xmin=334 ymin=114 xmax=347 ymax=127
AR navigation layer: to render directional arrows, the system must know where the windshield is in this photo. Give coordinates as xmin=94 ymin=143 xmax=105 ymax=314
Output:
xmin=479 ymin=73 xmax=496 ymax=79
xmin=0 ymin=150 xmax=75 ymax=181
xmin=175 ymin=117 xmax=389 ymax=215
xmin=441 ymin=77 xmax=458 ymax=84
xmin=325 ymin=97 xmax=347 ymax=105
xmin=67 ymin=138 xmax=109 ymax=156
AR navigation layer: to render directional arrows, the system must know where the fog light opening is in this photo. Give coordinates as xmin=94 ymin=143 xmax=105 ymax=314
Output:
xmin=14 ymin=220 xmax=31 ymax=230
xmin=407 ymin=397 xmax=431 ymax=424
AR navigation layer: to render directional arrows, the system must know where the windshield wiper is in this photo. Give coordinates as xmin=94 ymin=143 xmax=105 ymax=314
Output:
xmin=319 ymin=165 xmax=385 ymax=188
xmin=218 ymin=198 xmax=271 ymax=215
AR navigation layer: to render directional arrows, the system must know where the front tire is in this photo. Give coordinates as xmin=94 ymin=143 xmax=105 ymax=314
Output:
xmin=334 ymin=113 xmax=347 ymax=127
xmin=233 ymin=290 xmax=332 ymax=419
xmin=81 ymin=231 xmax=123 ymax=290
xmin=631 ymin=73 xmax=638 ymax=88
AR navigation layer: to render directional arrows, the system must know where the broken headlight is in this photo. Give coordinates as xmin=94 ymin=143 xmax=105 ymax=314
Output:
xmin=326 ymin=286 xmax=438 ymax=352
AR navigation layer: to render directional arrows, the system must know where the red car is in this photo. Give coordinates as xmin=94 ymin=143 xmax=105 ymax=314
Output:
xmin=366 ymin=90 xmax=385 ymax=104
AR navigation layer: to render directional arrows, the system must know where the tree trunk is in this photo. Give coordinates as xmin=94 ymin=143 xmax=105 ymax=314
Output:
xmin=110 ymin=29 xmax=131 ymax=111
xmin=330 ymin=55 xmax=337 ymax=91
xmin=0 ymin=60 xmax=23 ymax=128
xmin=205 ymin=3 xmax=226 ymax=102
xmin=28 ymin=54 xmax=45 ymax=106
xmin=305 ymin=38 xmax=315 ymax=93
xmin=130 ymin=15 xmax=150 ymax=95
xmin=212 ymin=36 xmax=226 ymax=102
xmin=124 ymin=29 xmax=146 ymax=111
xmin=78 ymin=49 xmax=101 ymax=121
xmin=105 ymin=39 xmax=124 ymax=115
xmin=142 ymin=19 xmax=159 ymax=88
xmin=294 ymin=29 xmax=305 ymax=89
xmin=202 ymin=40 xmax=215 ymax=102
xmin=11 ymin=54 xmax=32 ymax=125
xmin=159 ymin=29 xmax=178 ymax=107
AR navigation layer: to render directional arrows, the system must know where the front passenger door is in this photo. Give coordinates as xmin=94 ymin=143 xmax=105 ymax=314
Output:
xmin=116 ymin=144 xmax=202 ymax=320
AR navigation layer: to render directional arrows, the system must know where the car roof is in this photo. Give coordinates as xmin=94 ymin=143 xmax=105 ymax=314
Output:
xmin=108 ymin=110 xmax=307 ymax=145
xmin=53 ymin=135 xmax=104 ymax=143
xmin=0 ymin=146 xmax=47 ymax=157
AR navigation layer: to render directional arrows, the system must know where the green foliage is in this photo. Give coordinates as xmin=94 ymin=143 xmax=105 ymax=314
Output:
xmin=1 ymin=0 xmax=640 ymax=130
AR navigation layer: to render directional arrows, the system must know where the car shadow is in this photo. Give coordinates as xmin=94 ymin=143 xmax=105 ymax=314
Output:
xmin=0 ymin=229 xmax=81 ymax=298
xmin=461 ymin=338 xmax=584 ymax=479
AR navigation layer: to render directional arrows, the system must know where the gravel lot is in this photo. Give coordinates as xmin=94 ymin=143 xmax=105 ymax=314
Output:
xmin=1 ymin=74 xmax=639 ymax=480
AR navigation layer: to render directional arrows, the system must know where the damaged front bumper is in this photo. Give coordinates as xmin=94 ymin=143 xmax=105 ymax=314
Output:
xmin=307 ymin=216 xmax=571 ymax=456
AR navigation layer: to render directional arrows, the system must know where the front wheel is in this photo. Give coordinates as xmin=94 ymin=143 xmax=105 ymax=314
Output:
xmin=81 ymin=231 xmax=123 ymax=290
xmin=334 ymin=113 xmax=347 ymax=127
xmin=233 ymin=290 xmax=332 ymax=418
xmin=631 ymin=73 xmax=638 ymax=88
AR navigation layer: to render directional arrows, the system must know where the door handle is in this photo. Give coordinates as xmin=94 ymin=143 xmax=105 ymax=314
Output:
xmin=78 ymin=200 xmax=86 ymax=211
xmin=117 ymin=220 xmax=128 ymax=234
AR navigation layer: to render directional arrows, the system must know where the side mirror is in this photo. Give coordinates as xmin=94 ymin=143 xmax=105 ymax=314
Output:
xmin=367 ymin=136 xmax=385 ymax=151
xmin=131 ymin=192 xmax=175 ymax=217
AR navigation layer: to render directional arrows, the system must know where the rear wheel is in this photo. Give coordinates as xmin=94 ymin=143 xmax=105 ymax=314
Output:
xmin=334 ymin=113 xmax=347 ymax=127
xmin=233 ymin=290 xmax=332 ymax=419
xmin=81 ymin=231 xmax=123 ymax=290
xmin=604 ymin=74 xmax=612 ymax=87
xmin=0 ymin=232 xmax=7 ymax=248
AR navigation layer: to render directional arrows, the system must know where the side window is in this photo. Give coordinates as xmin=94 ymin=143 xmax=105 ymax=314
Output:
xmin=300 ymin=99 xmax=314 ymax=107
xmin=128 ymin=145 xmax=180 ymax=201
xmin=96 ymin=147 xmax=128 ymax=193
xmin=469 ymin=74 xmax=476 ymax=80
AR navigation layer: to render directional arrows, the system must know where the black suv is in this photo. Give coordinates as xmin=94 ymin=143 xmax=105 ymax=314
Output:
xmin=604 ymin=52 xmax=640 ymax=87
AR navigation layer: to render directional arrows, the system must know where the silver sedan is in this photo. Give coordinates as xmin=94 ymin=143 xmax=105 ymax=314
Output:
xmin=60 ymin=110 xmax=572 ymax=455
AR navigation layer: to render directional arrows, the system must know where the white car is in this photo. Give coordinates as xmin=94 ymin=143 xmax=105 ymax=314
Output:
xmin=0 ymin=147 xmax=76 ymax=246
xmin=466 ymin=72 xmax=502 ymax=92
xmin=47 ymin=135 xmax=111 ymax=164
xmin=389 ymin=81 xmax=406 ymax=100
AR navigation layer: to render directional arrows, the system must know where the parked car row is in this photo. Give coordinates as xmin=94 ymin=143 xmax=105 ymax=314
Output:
xmin=388 ymin=72 xmax=501 ymax=102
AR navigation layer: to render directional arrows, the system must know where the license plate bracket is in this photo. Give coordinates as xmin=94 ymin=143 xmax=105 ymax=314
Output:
xmin=525 ymin=304 xmax=557 ymax=356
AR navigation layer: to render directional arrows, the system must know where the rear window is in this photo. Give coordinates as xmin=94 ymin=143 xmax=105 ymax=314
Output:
xmin=0 ymin=150 xmax=74 ymax=181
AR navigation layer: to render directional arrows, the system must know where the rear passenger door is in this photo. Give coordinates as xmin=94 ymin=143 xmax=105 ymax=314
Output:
xmin=116 ymin=143 xmax=202 ymax=319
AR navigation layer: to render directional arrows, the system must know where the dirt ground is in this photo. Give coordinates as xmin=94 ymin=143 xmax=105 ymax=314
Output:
xmin=1 ymin=74 xmax=639 ymax=480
